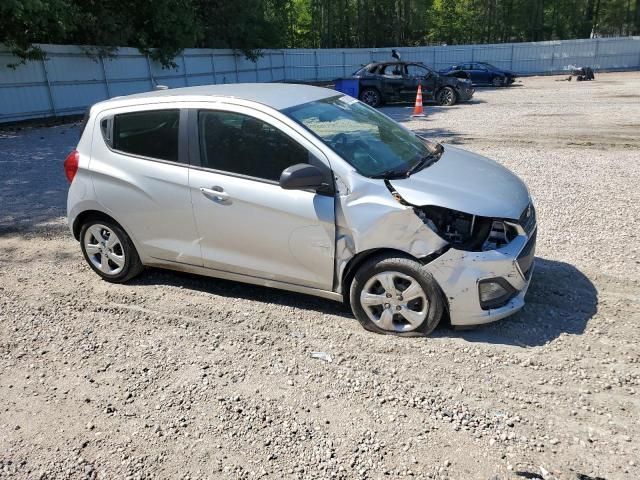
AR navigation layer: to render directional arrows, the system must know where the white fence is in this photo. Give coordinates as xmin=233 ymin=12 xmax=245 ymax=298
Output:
xmin=1 ymin=37 xmax=639 ymax=123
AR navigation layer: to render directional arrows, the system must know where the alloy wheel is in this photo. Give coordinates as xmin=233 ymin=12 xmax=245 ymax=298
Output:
xmin=439 ymin=89 xmax=454 ymax=105
xmin=83 ymin=224 xmax=126 ymax=275
xmin=361 ymin=90 xmax=380 ymax=107
xmin=360 ymin=271 xmax=429 ymax=333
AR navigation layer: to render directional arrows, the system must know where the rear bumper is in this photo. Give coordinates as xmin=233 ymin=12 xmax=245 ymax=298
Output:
xmin=425 ymin=227 xmax=536 ymax=326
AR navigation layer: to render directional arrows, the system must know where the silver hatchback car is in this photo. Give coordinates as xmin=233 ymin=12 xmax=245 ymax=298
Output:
xmin=65 ymin=83 xmax=536 ymax=336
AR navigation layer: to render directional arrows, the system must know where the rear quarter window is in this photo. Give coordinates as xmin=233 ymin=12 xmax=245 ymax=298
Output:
xmin=110 ymin=109 xmax=180 ymax=162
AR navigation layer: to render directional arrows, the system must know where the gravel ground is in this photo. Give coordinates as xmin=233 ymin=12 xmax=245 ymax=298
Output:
xmin=1 ymin=72 xmax=639 ymax=480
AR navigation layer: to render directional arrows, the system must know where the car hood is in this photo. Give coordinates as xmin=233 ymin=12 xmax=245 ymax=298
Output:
xmin=389 ymin=144 xmax=530 ymax=219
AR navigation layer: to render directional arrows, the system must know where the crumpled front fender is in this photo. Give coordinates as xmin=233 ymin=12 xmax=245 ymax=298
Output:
xmin=334 ymin=177 xmax=448 ymax=294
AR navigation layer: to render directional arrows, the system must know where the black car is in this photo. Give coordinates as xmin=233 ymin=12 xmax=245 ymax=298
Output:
xmin=348 ymin=61 xmax=474 ymax=108
xmin=440 ymin=62 xmax=516 ymax=87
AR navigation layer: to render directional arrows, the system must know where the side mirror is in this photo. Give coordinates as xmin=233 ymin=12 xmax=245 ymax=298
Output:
xmin=279 ymin=163 xmax=325 ymax=191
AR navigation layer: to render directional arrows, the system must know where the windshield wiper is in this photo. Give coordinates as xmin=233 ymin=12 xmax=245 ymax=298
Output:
xmin=369 ymin=169 xmax=408 ymax=180
xmin=371 ymin=145 xmax=444 ymax=180
xmin=405 ymin=153 xmax=438 ymax=177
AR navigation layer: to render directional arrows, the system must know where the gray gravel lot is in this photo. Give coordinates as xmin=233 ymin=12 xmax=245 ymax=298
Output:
xmin=1 ymin=72 xmax=639 ymax=479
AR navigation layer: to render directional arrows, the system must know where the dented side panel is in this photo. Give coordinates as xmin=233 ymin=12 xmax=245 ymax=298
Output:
xmin=333 ymin=169 xmax=448 ymax=294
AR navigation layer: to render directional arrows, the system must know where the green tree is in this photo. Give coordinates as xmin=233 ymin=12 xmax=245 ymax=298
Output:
xmin=2 ymin=0 xmax=638 ymax=68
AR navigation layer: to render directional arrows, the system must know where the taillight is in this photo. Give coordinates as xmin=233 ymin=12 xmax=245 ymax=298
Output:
xmin=64 ymin=150 xmax=79 ymax=183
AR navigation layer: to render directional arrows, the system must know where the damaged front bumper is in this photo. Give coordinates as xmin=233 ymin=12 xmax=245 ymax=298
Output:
xmin=425 ymin=228 xmax=536 ymax=326
xmin=458 ymin=86 xmax=475 ymax=101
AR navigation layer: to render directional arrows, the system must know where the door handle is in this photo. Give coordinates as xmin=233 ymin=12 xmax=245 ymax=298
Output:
xmin=200 ymin=186 xmax=230 ymax=202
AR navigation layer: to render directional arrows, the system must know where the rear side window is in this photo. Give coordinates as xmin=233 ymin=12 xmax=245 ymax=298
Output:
xmin=198 ymin=111 xmax=308 ymax=182
xmin=111 ymin=110 xmax=179 ymax=162
xmin=381 ymin=64 xmax=404 ymax=76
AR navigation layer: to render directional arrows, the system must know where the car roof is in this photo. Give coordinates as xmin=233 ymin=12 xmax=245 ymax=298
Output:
xmin=367 ymin=61 xmax=426 ymax=67
xmin=95 ymin=83 xmax=339 ymax=111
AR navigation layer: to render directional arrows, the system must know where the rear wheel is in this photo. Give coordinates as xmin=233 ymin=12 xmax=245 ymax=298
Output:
xmin=80 ymin=219 xmax=143 ymax=283
xmin=359 ymin=88 xmax=382 ymax=108
xmin=436 ymin=87 xmax=457 ymax=106
xmin=349 ymin=254 xmax=444 ymax=337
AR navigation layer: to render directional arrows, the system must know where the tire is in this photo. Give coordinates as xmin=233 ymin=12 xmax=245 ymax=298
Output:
xmin=436 ymin=87 xmax=457 ymax=106
xmin=492 ymin=76 xmax=505 ymax=87
xmin=359 ymin=87 xmax=382 ymax=108
xmin=349 ymin=254 xmax=444 ymax=337
xmin=80 ymin=218 xmax=143 ymax=283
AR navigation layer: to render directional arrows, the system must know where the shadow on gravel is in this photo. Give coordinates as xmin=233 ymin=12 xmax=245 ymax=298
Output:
xmin=0 ymin=123 xmax=79 ymax=236
xmin=130 ymin=257 xmax=596 ymax=348
xmin=440 ymin=257 xmax=598 ymax=347
xmin=129 ymin=268 xmax=352 ymax=318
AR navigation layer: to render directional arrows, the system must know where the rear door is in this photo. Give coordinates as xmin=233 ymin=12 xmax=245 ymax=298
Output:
xmin=91 ymin=106 xmax=202 ymax=266
xmin=187 ymin=106 xmax=335 ymax=290
xmin=378 ymin=64 xmax=405 ymax=100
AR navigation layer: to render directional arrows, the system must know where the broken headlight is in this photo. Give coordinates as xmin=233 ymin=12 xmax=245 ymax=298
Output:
xmin=482 ymin=220 xmax=518 ymax=251
xmin=415 ymin=206 xmax=517 ymax=252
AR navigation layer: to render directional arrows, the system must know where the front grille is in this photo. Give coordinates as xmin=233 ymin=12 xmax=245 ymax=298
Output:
xmin=517 ymin=229 xmax=536 ymax=278
xmin=519 ymin=203 xmax=536 ymax=236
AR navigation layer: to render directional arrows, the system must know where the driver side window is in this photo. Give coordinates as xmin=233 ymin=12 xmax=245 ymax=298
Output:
xmin=406 ymin=65 xmax=429 ymax=77
xmin=198 ymin=111 xmax=309 ymax=182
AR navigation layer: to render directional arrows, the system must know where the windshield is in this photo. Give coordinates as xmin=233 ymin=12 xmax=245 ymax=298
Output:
xmin=282 ymin=95 xmax=441 ymax=178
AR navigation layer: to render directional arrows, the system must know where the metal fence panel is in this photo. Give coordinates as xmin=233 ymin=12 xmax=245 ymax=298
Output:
xmin=1 ymin=37 xmax=638 ymax=123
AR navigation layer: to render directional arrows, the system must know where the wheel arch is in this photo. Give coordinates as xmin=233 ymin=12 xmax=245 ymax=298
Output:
xmin=340 ymin=247 xmax=451 ymax=317
xmin=340 ymin=248 xmax=418 ymax=303
xmin=73 ymin=210 xmax=126 ymax=241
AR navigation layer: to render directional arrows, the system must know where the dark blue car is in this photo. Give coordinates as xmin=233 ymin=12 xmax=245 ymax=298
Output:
xmin=440 ymin=62 xmax=516 ymax=87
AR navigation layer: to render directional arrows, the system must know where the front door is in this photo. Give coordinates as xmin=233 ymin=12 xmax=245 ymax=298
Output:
xmin=404 ymin=64 xmax=437 ymax=101
xmin=187 ymin=107 xmax=336 ymax=291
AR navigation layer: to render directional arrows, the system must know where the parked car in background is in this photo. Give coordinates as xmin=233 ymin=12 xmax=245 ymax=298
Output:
xmin=65 ymin=83 xmax=536 ymax=337
xmin=348 ymin=61 xmax=474 ymax=107
xmin=441 ymin=62 xmax=517 ymax=87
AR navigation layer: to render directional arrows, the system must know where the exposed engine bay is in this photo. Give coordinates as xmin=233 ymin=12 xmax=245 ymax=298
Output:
xmin=386 ymin=181 xmax=519 ymax=252
xmin=414 ymin=206 xmax=516 ymax=251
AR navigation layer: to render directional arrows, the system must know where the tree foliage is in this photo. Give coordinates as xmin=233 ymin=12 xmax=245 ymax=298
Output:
xmin=2 ymin=0 xmax=639 ymax=67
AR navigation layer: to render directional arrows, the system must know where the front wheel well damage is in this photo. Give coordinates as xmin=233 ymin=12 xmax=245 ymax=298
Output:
xmin=340 ymin=247 xmax=448 ymax=306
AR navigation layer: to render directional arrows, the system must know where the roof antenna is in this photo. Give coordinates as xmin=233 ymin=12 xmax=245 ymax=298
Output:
xmin=391 ymin=49 xmax=401 ymax=61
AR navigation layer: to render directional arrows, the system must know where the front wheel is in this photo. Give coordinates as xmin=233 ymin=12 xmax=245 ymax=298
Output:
xmin=436 ymin=87 xmax=457 ymax=106
xmin=349 ymin=255 xmax=444 ymax=336
xmin=359 ymin=88 xmax=382 ymax=108
xmin=492 ymin=76 xmax=505 ymax=87
xmin=80 ymin=219 xmax=143 ymax=283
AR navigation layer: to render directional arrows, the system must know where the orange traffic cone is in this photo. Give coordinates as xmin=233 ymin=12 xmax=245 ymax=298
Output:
xmin=411 ymin=84 xmax=426 ymax=117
